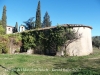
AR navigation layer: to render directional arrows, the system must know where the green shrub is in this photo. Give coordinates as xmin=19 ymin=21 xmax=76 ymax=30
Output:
xmin=0 ymin=25 xmax=5 ymax=35
xmin=0 ymin=25 xmax=77 ymax=54
xmin=21 ymin=26 xmax=76 ymax=55
xmin=0 ymin=43 xmax=8 ymax=54
xmin=15 ymin=48 xmax=20 ymax=53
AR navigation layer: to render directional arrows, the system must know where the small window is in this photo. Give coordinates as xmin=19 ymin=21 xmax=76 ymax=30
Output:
xmin=83 ymin=27 xmax=85 ymax=29
xmin=8 ymin=28 xmax=10 ymax=31
xmin=22 ymin=27 xmax=23 ymax=31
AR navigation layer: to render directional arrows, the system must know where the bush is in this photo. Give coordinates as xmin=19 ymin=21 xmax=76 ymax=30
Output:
xmin=0 ymin=25 xmax=5 ymax=35
xmin=0 ymin=43 xmax=8 ymax=54
xmin=21 ymin=25 xmax=77 ymax=55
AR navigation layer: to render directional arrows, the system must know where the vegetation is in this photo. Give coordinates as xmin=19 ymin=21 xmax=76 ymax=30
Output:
xmin=24 ymin=1 xmax=51 ymax=29
xmin=0 ymin=33 xmax=22 ymax=54
xmin=0 ymin=35 xmax=9 ymax=54
xmin=2 ymin=5 xmax=7 ymax=34
xmin=7 ymin=33 xmax=22 ymax=48
xmin=42 ymin=11 xmax=51 ymax=27
xmin=21 ymin=25 xmax=80 ymax=55
xmin=0 ymin=20 xmax=2 ymax=25
xmin=92 ymin=36 xmax=100 ymax=49
xmin=0 ymin=20 xmax=5 ymax=34
xmin=35 ymin=1 xmax=41 ymax=28
xmin=0 ymin=5 xmax=21 ymax=54
xmin=13 ymin=22 xmax=18 ymax=33
xmin=0 ymin=48 xmax=100 ymax=75
xmin=0 ymin=2 xmax=79 ymax=55
xmin=0 ymin=22 xmax=8 ymax=53
xmin=0 ymin=1 xmax=99 ymax=75
xmin=0 ymin=25 xmax=5 ymax=35
xmin=23 ymin=17 xmax=35 ymax=30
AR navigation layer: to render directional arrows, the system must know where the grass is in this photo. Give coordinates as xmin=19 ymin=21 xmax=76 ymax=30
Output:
xmin=0 ymin=48 xmax=100 ymax=75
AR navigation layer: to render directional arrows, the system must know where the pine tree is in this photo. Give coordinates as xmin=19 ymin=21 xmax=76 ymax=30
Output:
xmin=2 ymin=5 xmax=7 ymax=34
xmin=42 ymin=11 xmax=51 ymax=27
xmin=15 ymin=22 xmax=18 ymax=32
xmin=35 ymin=1 xmax=41 ymax=28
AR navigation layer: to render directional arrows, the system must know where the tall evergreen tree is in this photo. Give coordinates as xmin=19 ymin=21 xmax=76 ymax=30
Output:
xmin=2 ymin=5 xmax=7 ymax=34
xmin=14 ymin=22 xmax=18 ymax=32
xmin=35 ymin=1 xmax=41 ymax=28
xmin=42 ymin=11 xmax=51 ymax=27
xmin=0 ymin=20 xmax=2 ymax=25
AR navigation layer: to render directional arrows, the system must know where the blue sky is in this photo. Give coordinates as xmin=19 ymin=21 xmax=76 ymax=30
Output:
xmin=0 ymin=0 xmax=100 ymax=36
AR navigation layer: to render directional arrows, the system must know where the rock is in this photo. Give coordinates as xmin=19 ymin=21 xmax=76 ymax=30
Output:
xmin=56 ymin=51 xmax=64 ymax=56
xmin=56 ymin=46 xmax=65 ymax=56
xmin=27 ymin=48 xmax=34 ymax=54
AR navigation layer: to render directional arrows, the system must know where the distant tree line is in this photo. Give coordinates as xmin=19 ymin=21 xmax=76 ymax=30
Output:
xmin=92 ymin=36 xmax=100 ymax=49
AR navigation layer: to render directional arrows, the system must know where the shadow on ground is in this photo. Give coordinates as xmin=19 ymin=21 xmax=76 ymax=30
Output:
xmin=0 ymin=65 xmax=20 ymax=75
xmin=53 ymin=58 xmax=100 ymax=75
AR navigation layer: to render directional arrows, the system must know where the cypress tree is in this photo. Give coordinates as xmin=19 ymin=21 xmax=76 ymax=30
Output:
xmin=15 ymin=22 xmax=18 ymax=32
xmin=35 ymin=1 xmax=41 ymax=28
xmin=2 ymin=5 xmax=7 ymax=34
xmin=42 ymin=11 xmax=51 ymax=27
xmin=0 ymin=20 xmax=2 ymax=25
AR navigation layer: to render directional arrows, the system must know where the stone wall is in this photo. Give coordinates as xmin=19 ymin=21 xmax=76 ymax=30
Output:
xmin=6 ymin=24 xmax=93 ymax=56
